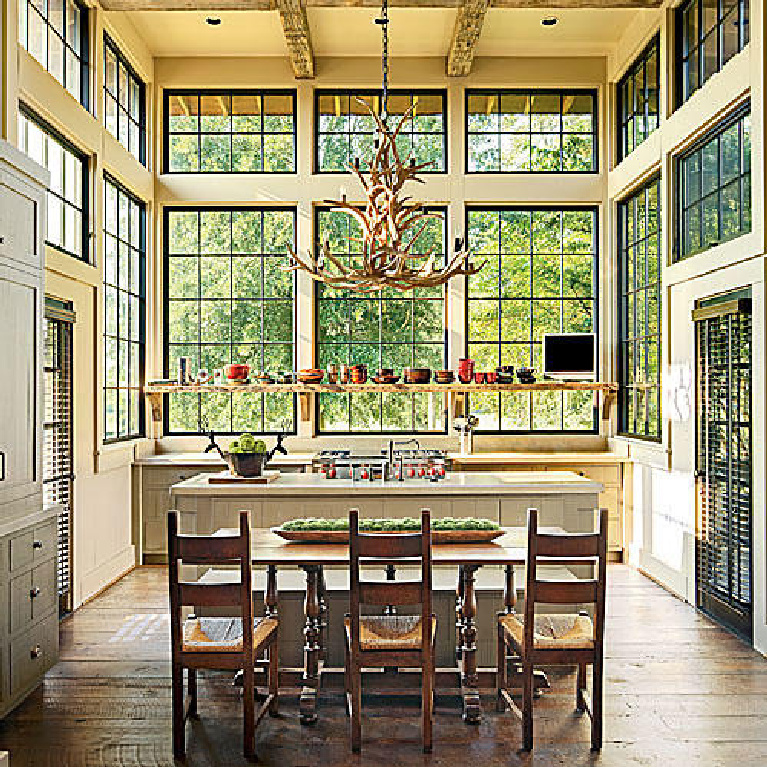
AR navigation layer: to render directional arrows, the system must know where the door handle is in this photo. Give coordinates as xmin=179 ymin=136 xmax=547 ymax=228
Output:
xmin=0 ymin=451 xmax=5 ymax=481
xmin=30 ymin=587 xmax=41 ymax=599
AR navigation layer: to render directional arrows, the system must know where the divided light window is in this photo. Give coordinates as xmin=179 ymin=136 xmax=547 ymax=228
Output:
xmin=678 ymin=0 xmax=749 ymax=105
xmin=466 ymin=90 xmax=597 ymax=173
xmin=18 ymin=107 xmax=88 ymax=261
xmin=618 ymin=36 xmax=660 ymax=161
xmin=103 ymin=177 xmax=146 ymax=442
xmin=466 ymin=207 xmax=598 ymax=433
xmin=618 ymin=177 xmax=661 ymax=440
xmin=678 ymin=106 xmax=750 ymax=260
xmin=18 ymin=0 xmax=88 ymax=107
xmin=164 ymin=90 xmax=296 ymax=173
xmin=315 ymin=206 xmax=447 ymax=434
xmin=104 ymin=35 xmax=146 ymax=165
xmin=164 ymin=207 xmax=297 ymax=434
xmin=315 ymin=90 xmax=446 ymax=173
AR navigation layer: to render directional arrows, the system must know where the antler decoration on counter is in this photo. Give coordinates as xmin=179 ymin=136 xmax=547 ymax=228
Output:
xmin=284 ymin=100 xmax=485 ymax=293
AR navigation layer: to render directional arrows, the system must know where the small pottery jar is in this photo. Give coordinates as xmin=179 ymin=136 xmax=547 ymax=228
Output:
xmin=485 ymin=370 xmax=497 ymax=384
xmin=474 ymin=371 xmax=486 ymax=384
xmin=326 ymin=363 xmax=339 ymax=384
xmin=339 ymin=364 xmax=350 ymax=384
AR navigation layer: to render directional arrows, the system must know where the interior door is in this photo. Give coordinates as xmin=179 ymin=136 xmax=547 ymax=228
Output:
xmin=694 ymin=292 xmax=752 ymax=641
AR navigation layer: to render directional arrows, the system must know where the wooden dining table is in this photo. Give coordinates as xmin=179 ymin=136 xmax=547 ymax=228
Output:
xmin=215 ymin=526 xmax=548 ymax=726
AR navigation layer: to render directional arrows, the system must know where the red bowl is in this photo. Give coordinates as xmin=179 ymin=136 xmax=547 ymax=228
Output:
xmin=225 ymin=363 xmax=250 ymax=380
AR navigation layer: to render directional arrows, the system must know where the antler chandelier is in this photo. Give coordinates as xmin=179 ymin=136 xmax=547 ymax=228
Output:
xmin=284 ymin=0 xmax=484 ymax=293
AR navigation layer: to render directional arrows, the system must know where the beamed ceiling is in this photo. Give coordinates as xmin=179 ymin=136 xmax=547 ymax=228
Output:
xmin=112 ymin=1 xmax=663 ymax=78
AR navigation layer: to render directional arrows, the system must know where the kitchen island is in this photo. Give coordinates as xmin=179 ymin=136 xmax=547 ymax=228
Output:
xmin=170 ymin=471 xmax=602 ymax=724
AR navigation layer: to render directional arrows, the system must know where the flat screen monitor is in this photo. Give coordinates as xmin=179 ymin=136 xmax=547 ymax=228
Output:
xmin=542 ymin=333 xmax=596 ymax=379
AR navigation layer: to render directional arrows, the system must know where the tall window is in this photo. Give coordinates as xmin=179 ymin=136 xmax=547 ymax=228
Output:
xmin=18 ymin=107 xmax=88 ymax=261
xmin=618 ymin=37 xmax=660 ymax=161
xmin=104 ymin=35 xmax=146 ymax=165
xmin=466 ymin=207 xmax=598 ymax=432
xmin=678 ymin=0 xmax=749 ymax=105
xmin=618 ymin=177 xmax=661 ymax=440
xmin=315 ymin=206 xmax=447 ymax=433
xmin=164 ymin=207 xmax=296 ymax=434
xmin=466 ymin=90 xmax=597 ymax=173
xmin=103 ymin=177 xmax=146 ymax=442
xmin=315 ymin=90 xmax=446 ymax=173
xmin=678 ymin=107 xmax=750 ymax=260
xmin=18 ymin=0 xmax=88 ymax=106
xmin=164 ymin=90 xmax=296 ymax=173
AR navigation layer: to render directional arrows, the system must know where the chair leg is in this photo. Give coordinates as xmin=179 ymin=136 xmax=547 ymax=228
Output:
xmin=591 ymin=656 xmax=603 ymax=751
xmin=187 ymin=668 xmax=197 ymax=719
xmin=496 ymin=624 xmax=507 ymax=712
xmin=350 ymin=660 xmax=362 ymax=753
xmin=268 ymin=640 xmax=279 ymax=716
xmin=172 ymin=662 xmax=185 ymax=759
xmin=422 ymin=660 xmax=433 ymax=754
xmin=576 ymin=662 xmax=587 ymax=712
xmin=243 ymin=661 xmax=256 ymax=760
xmin=343 ymin=641 xmax=351 ymax=716
xmin=521 ymin=660 xmax=533 ymax=752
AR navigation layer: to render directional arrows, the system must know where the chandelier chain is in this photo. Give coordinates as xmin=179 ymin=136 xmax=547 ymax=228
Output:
xmin=380 ymin=0 xmax=389 ymax=123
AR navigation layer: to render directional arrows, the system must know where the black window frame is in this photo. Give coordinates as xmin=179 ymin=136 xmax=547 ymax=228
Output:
xmin=465 ymin=89 xmax=599 ymax=174
xmin=617 ymin=35 xmax=660 ymax=162
xmin=162 ymin=89 xmax=297 ymax=175
xmin=314 ymin=88 xmax=448 ymax=175
xmin=464 ymin=205 xmax=600 ymax=435
xmin=313 ymin=204 xmax=449 ymax=436
xmin=18 ymin=104 xmax=90 ymax=263
xmin=162 ymin=205 xmax=298 ymax=436
xmin=103 ymin=33 xmax=147 ymax=166
xmin=617 ymin=175 xmax=662 ymax=442
xmin=18 ymin=0 xmax=89 ymax=108
xmin=103 ymin=174 xmax=147 ymax=444
xmin=675 ymin=104 xmax=751 ymax=261
xmin=676 ymin=0 xmax=749 ymax=107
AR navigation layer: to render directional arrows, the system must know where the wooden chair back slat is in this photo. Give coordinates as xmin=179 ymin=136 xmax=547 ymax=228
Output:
xmin=177 ymin=582 xmax=244 ymax=607
xmin=176 ymin=534 xmax=244 ymax=563
xmin=533 ymin=579 xmax=599 ymax=605
xmin=356 ymin=532 xmax=423 ymax=559
xmin=535 ymin=532 xmax=600 ymax=559
xmin=358 ymin=580 xmax=423 ymax=606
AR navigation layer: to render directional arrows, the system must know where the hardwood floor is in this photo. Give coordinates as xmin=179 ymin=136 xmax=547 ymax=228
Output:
xmin=2 ymin=565 xmax=767 ymax=765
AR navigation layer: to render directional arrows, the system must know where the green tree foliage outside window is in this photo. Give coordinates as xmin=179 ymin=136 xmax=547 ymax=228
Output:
xmin=315 ymin=207 xmax=447 ymax=433
xmin=466 ymin=90 xmax=596 ymax=173
xmin=618 ymin=37 xmax=660 ymax=160
xmin=165 ymin=90 xmax=296 ymax=173
xmin=619 ymin=178 xmax=661 ymax=439
xmin=679 ymin=109 xmax=750 ymax=259
xmin=316 ymin=90 xmax=446 ymax=173
xmin=466 ymin=207 xmax=597 ymax=432
xmin=164 ymin=207 xmax=297 ymax=434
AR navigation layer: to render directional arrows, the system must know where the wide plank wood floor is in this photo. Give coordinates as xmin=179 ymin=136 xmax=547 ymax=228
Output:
xmin=2 ymin=564 xmax=767 ymax=766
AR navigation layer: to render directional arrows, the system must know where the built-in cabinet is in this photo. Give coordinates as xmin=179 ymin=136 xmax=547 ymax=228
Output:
xmin=0 ymin=140 xmax=58 ymax=718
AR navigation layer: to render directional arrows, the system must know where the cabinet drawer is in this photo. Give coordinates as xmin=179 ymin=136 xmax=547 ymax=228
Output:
xmin=9 ymin=521 xmax=56 ymax=572
xmin=10 ymin=571 xmax=32 ymax=634
xmin=144 ymin=468 xmax=205 ymax=490
xmin=31 ymin=559 xmax=57 ymax=622
xmin=10 ymin=614 xmax=58 ymax=700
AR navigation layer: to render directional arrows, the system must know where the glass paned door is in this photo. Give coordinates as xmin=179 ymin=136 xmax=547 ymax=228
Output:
xmin=695 ymin=292 xmax=752 ymax=641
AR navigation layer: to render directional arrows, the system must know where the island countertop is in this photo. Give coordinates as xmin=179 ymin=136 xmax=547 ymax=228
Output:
xmin=171 ymin=470 xmax=603 ymax=496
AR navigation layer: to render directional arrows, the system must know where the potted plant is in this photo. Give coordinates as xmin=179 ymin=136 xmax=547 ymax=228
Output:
xmin=226 ymin=433 xmax=268 ymax=477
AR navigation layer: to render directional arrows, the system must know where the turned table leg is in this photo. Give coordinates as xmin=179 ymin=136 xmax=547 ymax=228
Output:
xmin=459 ymin=564 xmax=482 ymax=724
xmin=300 ymin=565 xmax=322 ymax=724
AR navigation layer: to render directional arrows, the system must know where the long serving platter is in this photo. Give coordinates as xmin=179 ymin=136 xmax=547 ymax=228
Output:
xmin=271 ymin=527 xmax=504 ymax=544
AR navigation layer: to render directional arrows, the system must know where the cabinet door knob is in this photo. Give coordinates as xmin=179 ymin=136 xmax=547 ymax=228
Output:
xmin=0 ymin=236 xmax=5 ymax=244
xmin=30 ymin=587 xmax=41 ymax=599
xmin=30 ymin=644 xmax=42 ymax=660
xmin=33 ymin=540 xmax=43 ymax=549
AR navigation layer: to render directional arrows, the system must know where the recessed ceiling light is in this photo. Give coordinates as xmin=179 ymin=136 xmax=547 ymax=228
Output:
xmin=205 ymin=17 xmax=221 ymax=26
xmin=541 ymin=16 xmax=559 ymax=27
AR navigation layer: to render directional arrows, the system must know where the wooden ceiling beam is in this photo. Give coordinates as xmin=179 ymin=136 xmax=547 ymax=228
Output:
xmin=275 ymin=0 xmax=315 ymax=79
xmin=446 ymin=0 xmax=489 ymax=77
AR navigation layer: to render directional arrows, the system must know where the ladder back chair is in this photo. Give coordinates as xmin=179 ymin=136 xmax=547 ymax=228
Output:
xmin=344 ymin=507 xmax=436 ymax=753
xmin=167 ymin=510 xmax=279 ymax=760
xmin=496 ymin=507 xmax=608 ymax=751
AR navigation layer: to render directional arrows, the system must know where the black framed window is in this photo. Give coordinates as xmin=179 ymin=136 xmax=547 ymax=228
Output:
xmin=466 ymin=207 xmax=598 ymax=433
xmin=164 ymin=207 xmax=297 ymax=434
xmin=315 ymin=206 xmax=447 ymax=433
xmin=618 ymin=36 xmax=660 ymax=160
xmin=618 ymin=177 xmax=661 ymax=440
xmin=18 ymin=106 xmax=88 ymax=261
xmin=678 ymin=0 xmax=749 ymax=105
xmin=315 ymin=90 xmax=446 ymax=173
xmin=678 ymin=107 xmax=750 ymax=260
xmin=164 ymin=90 xmax=296 ymax=173
xmin=18 ymin=0 xmax=88 ymax=107
xmin=103 ymin=176 xmax=146 ymax=442
xmin=104 ymin=35 xmax=146 ymax=166
xmin=466 ymin=90 xmax=597 ymax=173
